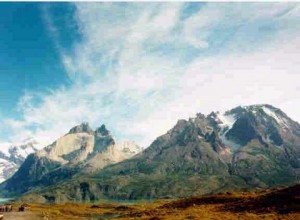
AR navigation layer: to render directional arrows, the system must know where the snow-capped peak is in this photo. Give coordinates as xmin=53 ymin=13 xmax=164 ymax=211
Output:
xmin=1 ymin=138 xmax=39 ymax=159
xmin=0 ymin=139 xmax=39 ymax=183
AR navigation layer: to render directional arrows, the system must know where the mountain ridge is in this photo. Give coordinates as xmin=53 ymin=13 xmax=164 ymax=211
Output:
xmin=1 ymin=104 xmax=300 ymax=202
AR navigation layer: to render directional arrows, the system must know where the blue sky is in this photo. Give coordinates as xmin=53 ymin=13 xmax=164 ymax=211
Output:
xmin=0 ymin=2 xmax=300 ymax=148
xmin=0 ymin=3 xmax=68 ymax=114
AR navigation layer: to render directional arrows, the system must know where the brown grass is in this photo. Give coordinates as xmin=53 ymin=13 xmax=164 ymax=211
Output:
xmin=13 ymin=185 xmax=300 ymax=220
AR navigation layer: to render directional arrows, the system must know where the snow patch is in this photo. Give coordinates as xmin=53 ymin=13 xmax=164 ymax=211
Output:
xmin=216 ymin=112 xmax=236 ymax=129
xmin=0 ymin=177 xmax=5 ymax=183
xmin=262 ymin=106 xmax=288 ymax=128
xmin=0 ymin=158 xmax=17 ymax=183
xmin=115 ymin=141 xmax=142 ymax=154
xmin=0 ymin=143 xmax=12 ymax=157
xmin=214 ymin=112 xmax=241 ymax=150
xmin=11 ymin=145 xmax=36 ymax=159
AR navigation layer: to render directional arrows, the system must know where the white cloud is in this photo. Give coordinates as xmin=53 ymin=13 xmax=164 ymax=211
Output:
xmin=182 ymin=2 xmax=299 ymax=49
xmin=1 ymin=3 xmax=300 ymax=149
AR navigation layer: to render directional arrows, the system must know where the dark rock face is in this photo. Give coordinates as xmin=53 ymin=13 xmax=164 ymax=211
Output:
xmin=95 ymin=124 xmax=110 ymax=136
xmin=2 ymin=154 xmax=62 ymax=195
xmin=226 ymin=116 xmax=258 ymax=145
xmin=266 ymin=123 xmax=283 ymax=146
xmin=3 ymin=104 xmax=300 ymax=202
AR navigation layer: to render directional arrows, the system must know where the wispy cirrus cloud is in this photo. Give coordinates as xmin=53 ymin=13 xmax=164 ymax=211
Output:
xmin=1 ymin=2 xmax=300 ymax=148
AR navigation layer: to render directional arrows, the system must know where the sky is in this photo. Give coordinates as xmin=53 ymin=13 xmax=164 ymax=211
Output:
xmin=0 ymin=2 xmax=300 ymax=149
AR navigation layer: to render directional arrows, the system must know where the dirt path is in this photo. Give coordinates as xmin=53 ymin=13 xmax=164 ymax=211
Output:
xmin=1 ymin=211 xmax=42 ymax=220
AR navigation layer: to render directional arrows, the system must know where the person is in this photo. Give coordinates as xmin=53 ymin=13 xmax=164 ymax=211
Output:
xmin=19 ymin=204 xmax=25 ymax=212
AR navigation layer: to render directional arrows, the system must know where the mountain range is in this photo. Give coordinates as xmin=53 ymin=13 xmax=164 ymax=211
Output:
xmin=0 ymin=138 xmax=38 ymax=183
xmin=0 ymin=123 xmax=141 ymax=198
xmin=1 ymin=104 xmax=300 ymax=202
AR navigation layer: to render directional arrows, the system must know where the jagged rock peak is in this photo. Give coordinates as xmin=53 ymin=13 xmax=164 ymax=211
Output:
xmin=196 ymin=112 xmax=206 ymax=119
xmin=68 ymin=122 xmax=93 ymax=134
xmin=95 ymin=124 xmax=110 ymax=136
xmin=207 ymin=111 xmax=217 ymax=117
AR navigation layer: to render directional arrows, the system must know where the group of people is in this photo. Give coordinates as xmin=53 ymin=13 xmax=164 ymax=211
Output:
xmin=0 ymin=203 xmax=26 ymax=212
xmin=0 ymin=203 xmax=27 ymax=219
xmin=0 ymin=204 xmax=12 ymax=212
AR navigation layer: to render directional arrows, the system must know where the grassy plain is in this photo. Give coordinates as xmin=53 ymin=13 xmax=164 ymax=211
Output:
xmin=6 ymin=185 xmax=300 ymax=220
